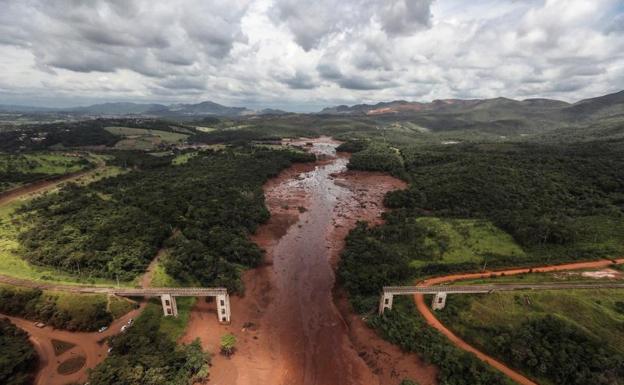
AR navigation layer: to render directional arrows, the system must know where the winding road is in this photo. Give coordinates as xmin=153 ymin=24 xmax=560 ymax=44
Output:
xmin=414 ymin=258 xmax=624 ymax=385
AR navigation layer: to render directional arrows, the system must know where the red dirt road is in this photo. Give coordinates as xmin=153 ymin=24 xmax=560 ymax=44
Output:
xmin=181 ymin=138 xmax=437 ymax=385
xmin=2 ymin=305 xmax=143 ymax=385
xmin=414 ymin=258 xmax=624 ymax=385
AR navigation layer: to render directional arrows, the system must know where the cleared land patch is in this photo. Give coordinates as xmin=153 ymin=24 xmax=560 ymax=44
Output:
xmin=0 ymin=152 xmax=92 ymax=192
xmin=408 ymin=217 xmax=526 ymax=269
xmin=51 ymin=339 xmax=75 ymax=356
xmin=57 ymin=355 xmax=86 ymax=375
xmin=104 ymin=126 xmax=188 ymax=150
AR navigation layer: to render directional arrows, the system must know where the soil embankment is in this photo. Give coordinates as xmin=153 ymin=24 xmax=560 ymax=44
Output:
xmin=181 ymin=137 xmax=437 ymax=385
xmin=414 ymin=258 xmax=624 ymax=385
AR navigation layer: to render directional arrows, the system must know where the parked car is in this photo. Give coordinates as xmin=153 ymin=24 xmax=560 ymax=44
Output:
xmin=98 ymin=326 xmax=108 ymax=333
xmin=35 ymin=322 xmax=46 ymax=328
xmin=127 ymin=318 xmax=134 ymax=325
xmin=120 ymin=325 xmax=128 ymax=332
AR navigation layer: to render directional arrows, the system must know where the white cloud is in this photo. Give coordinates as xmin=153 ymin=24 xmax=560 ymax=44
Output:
xmin=0 ymin=0 xmax=622 ymax=110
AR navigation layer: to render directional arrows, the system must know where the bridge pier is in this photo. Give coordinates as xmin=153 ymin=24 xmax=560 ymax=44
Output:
xmin=216 ymin=293 xmax=231 ymax=324
xmin=431 ymin=292 xmax=447 ymax=311
xmin=378 ymin=292 xmax=394 ymax=315
xmin=161 ymin=294 xmax=178 ymax=317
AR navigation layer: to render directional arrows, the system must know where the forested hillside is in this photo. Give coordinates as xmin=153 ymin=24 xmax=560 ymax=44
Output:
xmin=16 ymin=147 xmax=314 ymax=290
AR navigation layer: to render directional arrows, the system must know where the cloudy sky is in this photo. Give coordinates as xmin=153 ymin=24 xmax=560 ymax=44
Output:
xmin=0 ymin=0 xmax=623 ymax=111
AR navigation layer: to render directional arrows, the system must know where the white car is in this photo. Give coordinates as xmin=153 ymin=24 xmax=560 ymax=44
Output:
xmin=120 ymin=325 xmax=128 ymax=332
xmin=98 ymin=326 xmax=108 ymax=333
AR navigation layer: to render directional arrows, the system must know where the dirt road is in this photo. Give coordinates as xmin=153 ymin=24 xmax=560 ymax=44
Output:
xmin=3 ymin=305 xmax=143 ymax=385
xmin=181 ymin=137 xmax=437 ymax=385
xmin=0 ymin=156 xmax=105 ymax=207
xmin=414 ymin=258 xmax=624 ymax=385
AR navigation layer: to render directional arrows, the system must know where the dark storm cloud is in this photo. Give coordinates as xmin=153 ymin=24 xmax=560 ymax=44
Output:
xmin=0 ymin=0 xmax=249 ymax=75
xmin=0 ymin=0 xmax=623 ymax=108
xmin=337 ymin=76 xmax=396 ymax=91
xmin=158 ymin=76 xmax=207 ymax=90
xmin=270 ymin=0 xmax=434 ymax=52
xmin=281 ymin=71 xmax=317 ymax=89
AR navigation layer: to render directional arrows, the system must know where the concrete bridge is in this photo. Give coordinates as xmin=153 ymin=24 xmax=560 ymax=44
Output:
xmin=0 ymin=274 xmax=230 ymax=323
xmin=113 ymin=287 xmax=231 ymax=323
xmin=379 ymin=282 xmax=624 ymax=314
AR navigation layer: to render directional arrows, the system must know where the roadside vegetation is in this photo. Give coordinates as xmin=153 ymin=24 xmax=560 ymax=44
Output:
xmin=89 ymin=305 xmax=210 ymax=385
xmin=439 ymin=289 xmax=624 ymax=385
xmin=370 ymin=298 xmax=513 ymax=385
xmin=0 ymin=284 xmax=132 ymax=331
xmin=0 ymin=318 xmax=37 ymax=385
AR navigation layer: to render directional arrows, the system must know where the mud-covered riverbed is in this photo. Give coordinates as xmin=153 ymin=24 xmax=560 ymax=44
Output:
xmin=181 ymin=137 xmax=436 ymax=385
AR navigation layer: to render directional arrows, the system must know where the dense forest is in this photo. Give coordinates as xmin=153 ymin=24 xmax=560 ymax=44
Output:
xmin=89 ymin=306 xmax=210 ymax=385
xmin=339 ymin=140 xmax=624 ymax=310
xmin=0 ymin=285 xmax=122 ymax=331
xmin=0 ymin=318 xmax=37 ymax=385
xmin=16 ymin=147 xmax=314 ymax=289
xmin=338 ymin=138 xmax=624 ymax=385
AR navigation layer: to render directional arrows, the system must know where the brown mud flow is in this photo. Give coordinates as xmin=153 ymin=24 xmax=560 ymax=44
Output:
xmin=182 ymin=137 xmax=436 ymax=385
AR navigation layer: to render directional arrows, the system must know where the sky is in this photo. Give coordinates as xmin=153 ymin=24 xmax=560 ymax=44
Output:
xmin=0 ymin=0 xmax=623 ymax=111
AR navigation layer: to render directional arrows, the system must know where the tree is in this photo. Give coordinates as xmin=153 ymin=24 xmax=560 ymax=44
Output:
xmin=220 ymin=333 xmax=237 ymax=356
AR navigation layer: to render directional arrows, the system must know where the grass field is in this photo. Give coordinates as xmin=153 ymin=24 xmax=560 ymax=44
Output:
xmin=0 ymin=153 xmax=89 ymax=175
xmin=172 ymin=152 xmax=198 ymax=165
xmin=0 ymin=152 xmax=93 ymax=192
xmin=105 ymin=126 xmax=188 ymax=150
xmin=408 ymin=217 xmax=527 ymax=268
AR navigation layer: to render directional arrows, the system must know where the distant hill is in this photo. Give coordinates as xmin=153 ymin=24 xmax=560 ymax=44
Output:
xmin=67 ymin=102 xmax=169 ymax=115
xmin=0 ymin=100 xmax=258 ymax=117
xmin=563 ymin=90 xmax=624 ymax=121
xmin=320 ymin=96 xmax=570 ymax=116
xmin=167 ymin=101 xmax=252 ymax=116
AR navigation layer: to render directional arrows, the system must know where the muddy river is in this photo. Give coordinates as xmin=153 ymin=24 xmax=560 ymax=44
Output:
xmin=181 ymin=137 xmax=436 ymax=385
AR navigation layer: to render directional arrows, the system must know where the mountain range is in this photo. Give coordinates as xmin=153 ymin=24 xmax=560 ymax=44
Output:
xmin=0 ymin=101 xmax=287 ymax=117
xmin=0 ymin=90 xmax=622 ymax=120
xmin=320 ymin=90 xmax=624 ymax=121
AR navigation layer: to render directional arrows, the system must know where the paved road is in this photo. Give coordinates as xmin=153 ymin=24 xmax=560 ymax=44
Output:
xmin=413 ymin=258 xmax=624 ymax=385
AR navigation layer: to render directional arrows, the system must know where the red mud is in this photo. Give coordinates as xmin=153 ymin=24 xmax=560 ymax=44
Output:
xmin=181 ymin=137 xmax=437 ymax=385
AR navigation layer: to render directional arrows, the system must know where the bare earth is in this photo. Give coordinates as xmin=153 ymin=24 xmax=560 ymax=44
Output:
xmin=181 ymin=137 xmax=437 ymax=385
xmin=3 ymin=305 xmax=143 ymax=385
